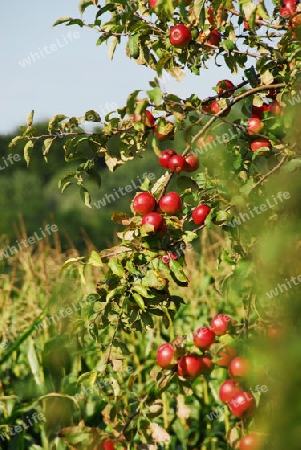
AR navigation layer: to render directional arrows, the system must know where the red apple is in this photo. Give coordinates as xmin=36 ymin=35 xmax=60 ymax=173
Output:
xmin=133 ymin=110 xmax=155 ymax=127
xmin=268 ymin=101 xmax=281 ymax=114
xmin=168 ymin=154 xmax=186 ymax=172
xmin=229 ymin=356 xmax=251 ymax=379
xmin=133 ymin=192 xmax=156 ymax=215
xmin=192 ymin=204 xmax=211 ymax=226
xmin=158 ymin=149 xmax=177 ymax=168
xmin=162 ymin=254 xmax=171 ymax=265
xmin=219 ymin=379 xmax=243 ymax=404
xmin=184 ymin=153 xmax=199 ymax=172
xmin=169 ymin=24 xmax=192 ymax=48
xmin=216 ymin=80 xmax=235 ymax=98
xmin=201 ymin=355 xmax=214 ymax=374
xmin=216 ymin=345 xmax=238 ymax=367
xmin=162 ymin=251 xmax=179 ymax=265
xmin=280 ymin=4 xmax=295 ymax=18
xmin=159 ymin=192 xmax=182 ymax=214
xmin=251 ymin=104 xmax=269 ymax=119
xmin=193 ymin=326 xmax=215 ymax=350
xmin=250 ymin=138 xmax=271 ymax=152
xmin=247 ymin=117 xmax=264 ymax=135
xmin=197 ymin=134 xmax=215 ymax=149
xmin=266 ymin=88 xmax=278 ymax=99
xmin=228 ymin=392 xmax=256 ymax=418
xmin=290 ymin=13 xmax=301 ymax=40
xmin=239 ymin=433 xmax=261 ymax=450
xmin=202 ymin=29 xmax=221 ymax=48
xmin=267 ymin=326 xmax=283 ymax=340
xmin=156 ymin=343 xmax=175 ymax=369
xmin=142 ymin=212 xmax=164 ymax=233
xmin=145 ymin=110 xmax=155 ymax=127
xmin=203 ymin=100 xmax=231 ymax=116
xmin=178 ymin=354 xmax=205 ymax=380
xmin=211 ymin=314 xmax=231 ymax=335
xmin=103 ymin=442 xmax=115 ymax=450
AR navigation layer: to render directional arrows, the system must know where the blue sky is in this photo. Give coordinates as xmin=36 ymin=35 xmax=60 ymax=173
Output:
xmin=1 ymin=0 xmax=240 ymax=135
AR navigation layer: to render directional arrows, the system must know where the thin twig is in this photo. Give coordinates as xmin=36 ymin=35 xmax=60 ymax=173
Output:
xmin=251 ymin=155 xmax=287 ymax=191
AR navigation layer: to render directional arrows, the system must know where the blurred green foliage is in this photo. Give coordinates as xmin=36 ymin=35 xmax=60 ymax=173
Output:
xmin=0 ymin=124 xmax=162 ymax=253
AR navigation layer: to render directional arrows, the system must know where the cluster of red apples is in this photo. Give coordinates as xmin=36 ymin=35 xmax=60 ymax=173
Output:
xmin=134 ymin=73 xmax=282 ymax=155
xmin=157 ymin=315 xmax=262 ymax=450
xmin=247 ymin=94 xmax=282 ymax=153
xmin=133 ymin=189 xmax=211 ymax=234
xmin=132 ymin=149 xmax=210 ymax=237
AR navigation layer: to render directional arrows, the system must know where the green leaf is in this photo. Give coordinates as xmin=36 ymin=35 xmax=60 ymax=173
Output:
xmin=282 ymin=159 xmax=301 ymax=173
xmin=142 ymin=270 xmax=166 ymax=289
xmin=66 ymin=19 xmax=84 ymax=27
xmin=222 ymin=40 xmax=235 ymax=53
xmin=215 ymin=210 xmax=230 ymax=222
xmin=183 ymin=231 xmax=198 ymax=243
xmin=84 ymin=110 xmax=101 ymax=122
xmin=58 ymin=171 xmax=77 ymax=189
xmin=78 ymin=0 xmax=95 ymax=14
xmin=132 ymin=293 xmax=146 ymax=311
xmin=140 ymin=311 xmax=154 ymax=328
xmin=244 ymin=66 xmax=259 ymax=87
xmin=147 ymin=86 xmax=163 ymax=107
xmin=9 ymin=136 xmax=23 ymax=148
xmin=132 ymin=285 xmax=154 ymax=298
xmin=27 ymin=337 xmax=43 ymax=388
xmin=26 ymin=110 xmax=34 ymax=127
xmin=253 ymin=95 xmax=263 ymax=107
xmin=53 ymin=17 xmax=73 ymax=26
xmin=43 ymin=138 xmax=54 ymax=158
xmin=88 ymin=250 xmax=103 ymax=267
xmin=139 ymin=176 xmax=151 ymax=191
xmin=126 ymin=34 xmax=139 ymax=59
xmin=61 ymin=257 xmax=85 ymax=272
xmin=79 ymin=186 xmax=92 ymax=209
xmin=151 ymin=173 xmax=171 ymax=197
xmin=169 ymin=260 xmax=188 ymax=283
xmin=108 ymin=36 xmax=118 ymax=60
xmin=260 ymin=70 xmax=274 ymax=86
xmin=108 ymin=257 xmax=125 ymax=277
xmin=112 ymin=339 xmax=131 ymax=355
xmin=256 ymin=3 xmax=270 ymax=20
xmin=241 ymin=1 xmax=257 ymax=21
xmin=24 ymin=140 xmax=34 ymax=166
xmin=239 ymin=177 xmax=254 ymax=195
xmin=48 ymin=114 xmax=67 ymax=132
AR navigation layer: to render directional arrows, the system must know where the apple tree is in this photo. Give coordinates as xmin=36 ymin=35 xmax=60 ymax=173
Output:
xmin=9 ymin=0 xmax=301 ymax=448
